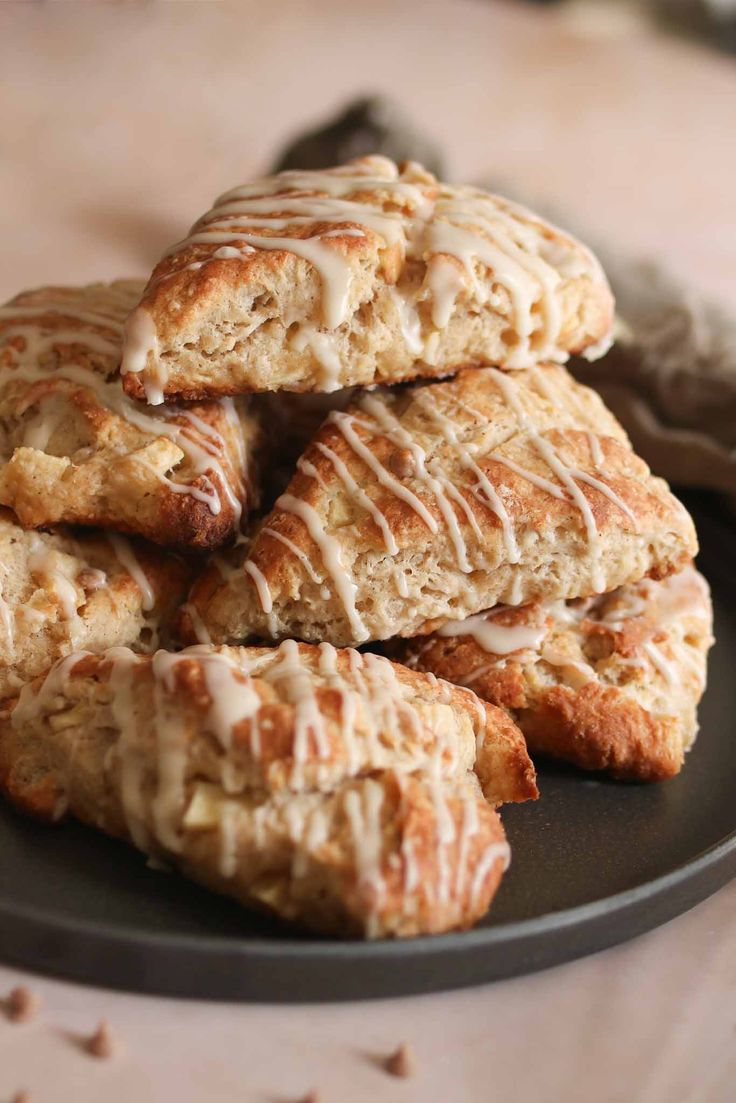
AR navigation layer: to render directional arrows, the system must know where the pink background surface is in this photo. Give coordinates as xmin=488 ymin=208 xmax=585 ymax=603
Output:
xmin=0 ymin=3 xmax=734 ymax=1100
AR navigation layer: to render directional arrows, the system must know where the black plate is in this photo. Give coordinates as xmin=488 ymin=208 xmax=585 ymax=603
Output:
xmin=0 ymin=494 xmax=734 ymax=1002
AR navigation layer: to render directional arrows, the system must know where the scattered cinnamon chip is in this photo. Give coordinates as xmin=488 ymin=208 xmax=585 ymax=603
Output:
xmin=297 ymin=1092 xmax=320 ymax=1103
xmin=11 ymin=1091 xmax=31 ymax=1103
xmin=385 ymin=1041 xmax=414 ymax=1078
xmin=388 ymin=448 xmax=416 ymax=479
xmin=87 ymin=1019 xmax=118 ymax=1058
xmin=6 ymin=986 xmax=40 ymax=1023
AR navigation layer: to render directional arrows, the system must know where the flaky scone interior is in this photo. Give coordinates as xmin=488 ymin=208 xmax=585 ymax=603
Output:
xmin=0 ymin=642 xmax=537 ymax=938
xmin=0 ymin=281 xmax=258 ymax=549
xmin=392 ymin=564 xmax=713 ymax=781
xmin=120 ymin=156 xmax=613 ymax=403
xmin=0 ymin=507 xmax=190 ymax=700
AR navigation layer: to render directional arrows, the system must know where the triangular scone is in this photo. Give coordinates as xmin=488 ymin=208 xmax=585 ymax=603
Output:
xmin=181 ymin=365 xmax=697 ymax=648
xmin=0 ymin=281 xmax=258 ymax=549
xmin=0 ymin=643 xmax=537 ymax=938
xmin=0 ymin=508 xmax=190 ymax=700
xmin=120 ymin=156 xmax=613 ymax=403
xmin=392 ymin=564 xmax=713 ymax=782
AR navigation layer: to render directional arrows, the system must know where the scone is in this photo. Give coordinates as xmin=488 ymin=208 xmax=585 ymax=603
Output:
xmin=0 ymin=642 xmax=537 ymax=937
xmin=392 ymin=564 xmax=713 ymax=781
xmin=0 ymin=281 xmax=259 ymax=549
xmin=181 ymin=365 xmax=697 ymax=648
xmin=120 ymin=156 xmax=613 ymax=403
xmin=0 ymin=508 xmax=190 ymax=700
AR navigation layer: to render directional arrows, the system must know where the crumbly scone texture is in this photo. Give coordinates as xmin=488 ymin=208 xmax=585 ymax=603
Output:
xmin=0 ymin=280 xmax=259 ymax=549
xmin=0 ymin=508 xmax=191 ymax=701
xmin=121 ymin=155 xmax=613 ymax=401
xmin=182 ymin=365 xmax=698 ymax=648
xmin=391 ymin=564 xmax=713 ymax=781
xmin=0 ymin=643 xmax=537 ymax=937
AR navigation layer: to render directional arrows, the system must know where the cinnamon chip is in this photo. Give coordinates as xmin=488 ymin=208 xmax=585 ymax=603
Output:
xmin=6 ymin=986 xmax=40 ymax=1023
xmin=87 ymin=1019 xmax=118 ymax=1058
xmin=298 ymin=1092 xmax=320 ymax=1103
xmin=385 ymin=1041 xmax=414 ymax=1078
xmin=388 ymin=448 xmax=416 ymax=479
xmin=11 ymin=1091 xmax=31 ymax=1103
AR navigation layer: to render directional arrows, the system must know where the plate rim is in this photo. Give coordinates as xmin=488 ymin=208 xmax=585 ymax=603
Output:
xmin=2 ymin=822 xmax=734 ymax=970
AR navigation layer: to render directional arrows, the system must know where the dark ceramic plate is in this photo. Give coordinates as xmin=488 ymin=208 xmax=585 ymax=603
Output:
xmin=0 ymin=494 xmax=734 ymax=1002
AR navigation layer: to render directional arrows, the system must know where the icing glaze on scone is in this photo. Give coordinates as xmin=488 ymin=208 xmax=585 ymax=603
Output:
xmin=1 ymin=642 xmax=537 ymax=937
xmin=121 ymin=157 xmax=614 ymax=402
xmin=0 ymin=509 xmax=191 ymax=699
xmin=0 ymin=282 xmax=258 ymax=548
xmin=183 ymin=365 xmax=696 ymax=648
xmin=393 ymin=564 xmax=713 ymax=781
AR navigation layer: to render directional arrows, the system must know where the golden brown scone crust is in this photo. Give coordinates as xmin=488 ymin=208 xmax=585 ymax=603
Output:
xmin=392 ymin=564 xmax=713 ymax=781
xmin=0 ymin=507 xmax=191 ymax=700
xmin=182 ymin=365 xmax=697 ymax=648
xmin=120 ymin=156 xmax=613 ymax=402
xmin=0 ymin=281 xmax=259 ymax=549
xmin=0 ymin=643 xmax=536 ymax=937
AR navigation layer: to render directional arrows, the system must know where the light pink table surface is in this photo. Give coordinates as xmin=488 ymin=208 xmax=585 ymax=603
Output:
xmin=0 ymin=3 xmax=734 ymax=1100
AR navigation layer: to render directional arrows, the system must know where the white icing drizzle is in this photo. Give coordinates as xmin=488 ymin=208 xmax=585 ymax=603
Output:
xmin=415 ymin=390 xmax=520 ymax=564
xmin=344 ymin=779 xmax=386 ymax=933
xmin=643 ymin=640 xmax=676 ymax=686
xmin=490 ymin=368 xmax=607 ymax=592
xmin=540 ymin=643 xmax=597 ymax=684
xmin=107 ymin=647 xmax=150 ymax=849
xmin=12 ymin=650 xmax=89 ymax=727
xmin=470 ymin=840 xmax=512 ymax=905
xmin=329 ymin=410 xmax=438 ymax=534
xmin=273 ymin=494 xmax=368 ymax=642
xmin=436 ymin=566 xmax=708 ymax=705
xmin=425 ymin=256 xmax=466 ymax=328
xmin=150 ymin=653 xmax=188 ymax=852
xmin=20 ymin=637 xmax=504 ymax=929
xmin=296 ymin=455 xmax=330 ymax=492
xmin=243 ymin=559 xmax=277 ymax=636
xmin=313 ymin=440 xmax=398 ymax=554
xmin=530 ymin=367 xmax=637 ymax=523
xmin=261 ymin=526 xmax=323 ymax=585
xmin=316 ymin=641 xmax=357 ymax=774
xmin=22 ymin=396 xmax=67 ymax=451
xmin=213 ymin=157 xmax=432 ymax=212
xmin=126 ymin=157 xmax=605 ymax=392
xmin=0 ymin=308 xmax=244 ymax=519
xmin=181 ymin=602 xmax=212 ymax=645
xmin=290 ymin=326 xmax=343 ymax=392
xmin=267 ymin=639 xmax=331 ymax=774
xmin=437 ymin=611 xmax=547 ymax=655
xmin=490 ymin=454 xmax=566 ymax=499
xmin=388 ymin=287 xmax=423 ymax=356
xmin=454 ymin=791 xmax=479 ymax=898
xmin=570 ymin=469 xmax=638 ymax=526
xmin=196 ymin=649 xmax=261 ymax=757
xmin=28 ymin=540 xmax=83 ymax=628
xmin=429 ymin=778 xmax=456 ymax=904
xmin=119 ymin=307 xmax=162 ymax=403
xmin=393 ymin=564 xmax=409 ymax=598
xmin=588 ymin=432 xmax=605 ymax=470
xmin=106 ymin=533 xmax=155 ymax=611
xmin=0 ymin=567 xmax=14 ymax=650
xmin=181 ymin=229 xmax=355 ymax=330
xmin=218 ymin=800 xmax=241 ymax=877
